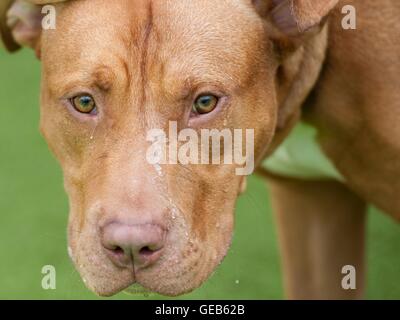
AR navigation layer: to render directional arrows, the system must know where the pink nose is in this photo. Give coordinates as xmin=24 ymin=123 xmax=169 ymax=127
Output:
xmin=101 ymin=221 xmax=166 ymax=269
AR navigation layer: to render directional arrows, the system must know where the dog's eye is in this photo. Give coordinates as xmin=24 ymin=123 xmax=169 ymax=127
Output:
xmin=192 ymin=95 xmax=218 ymax=115
xmin=71 ymin=95 xmax=97 ymax=114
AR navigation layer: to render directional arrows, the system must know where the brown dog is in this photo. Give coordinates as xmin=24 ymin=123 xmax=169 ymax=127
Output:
xmin=1 ymin=0 xmax=399 ymax=299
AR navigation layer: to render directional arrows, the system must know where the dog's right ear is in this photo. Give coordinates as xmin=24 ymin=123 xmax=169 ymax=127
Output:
xmin=0 ymin=0 xmax=20 ymax=52
xmin=0 ymin=0 xmax=43 ymax=54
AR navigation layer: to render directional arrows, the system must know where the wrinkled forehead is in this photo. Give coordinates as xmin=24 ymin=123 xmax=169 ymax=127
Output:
xmin=42 ymin=0 xmax=266 ymax=80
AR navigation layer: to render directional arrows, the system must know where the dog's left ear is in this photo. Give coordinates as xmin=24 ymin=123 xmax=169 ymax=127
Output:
xmin=252 ymin=0 xmax=339 ymax=143
xmin=254 ymin=0 xmax=339 ymax=36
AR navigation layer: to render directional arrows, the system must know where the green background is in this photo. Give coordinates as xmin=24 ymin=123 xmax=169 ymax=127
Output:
xmin=0 ymin=50 xmax=399 ymax=300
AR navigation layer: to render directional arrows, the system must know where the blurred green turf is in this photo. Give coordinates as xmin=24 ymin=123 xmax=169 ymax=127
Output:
xmin=0 ymin=50 xmax=399 ymax=300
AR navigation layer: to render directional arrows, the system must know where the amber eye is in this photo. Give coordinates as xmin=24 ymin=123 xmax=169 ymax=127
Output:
xmin=71 ymin=95 xmax=97 ymax=114
xmin=192 ymin=95 xmax=218 ymax=115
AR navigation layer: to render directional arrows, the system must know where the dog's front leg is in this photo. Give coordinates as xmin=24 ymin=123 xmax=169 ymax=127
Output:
xmin=266 ymin=175 xmax=366 ymax=299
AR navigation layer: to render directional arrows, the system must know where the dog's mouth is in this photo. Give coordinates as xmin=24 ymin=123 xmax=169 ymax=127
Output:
xmin=65 ymin=167 xmax=238 ymax=297
xmin=69 ymin=224 xmax=234 ymax=297
xmin=124 ymin=283 xmax=154 ymax=296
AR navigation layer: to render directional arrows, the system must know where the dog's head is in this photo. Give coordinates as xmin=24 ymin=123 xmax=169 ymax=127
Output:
xmin=2 ymin=0 xmax=338 ymax=296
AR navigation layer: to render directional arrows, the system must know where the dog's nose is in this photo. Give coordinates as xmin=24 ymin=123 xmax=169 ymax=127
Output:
xmin=101 ymin=221 xmax=166 ymax=269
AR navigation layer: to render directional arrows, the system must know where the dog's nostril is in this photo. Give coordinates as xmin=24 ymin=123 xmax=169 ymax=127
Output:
xmin=139 ymin=246 xmax=156 ymax=256
xmin=112 ymin=246 xmax=124 ymax=256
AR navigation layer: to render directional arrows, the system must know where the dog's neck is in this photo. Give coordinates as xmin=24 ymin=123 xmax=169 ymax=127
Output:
xmin=278 ymin=24 xmax=329 ymax=128
xmin=262 ymin=23 xmax=330 ymax=161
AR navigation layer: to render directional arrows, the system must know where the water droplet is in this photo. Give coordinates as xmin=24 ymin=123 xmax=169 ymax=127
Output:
xmin=171 ymin=208 xmax=177 ymax=220
xmin=235 ymin=280 xmax=240 ymax=285
xmin=154 ymin=164 xmax=163 ymax=177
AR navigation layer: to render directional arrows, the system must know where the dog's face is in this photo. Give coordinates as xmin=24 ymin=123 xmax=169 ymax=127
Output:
xmin=38 ymin=0 xmax=277 ymax=296
xmin=4 ymin=0 xmax=337 ymax=296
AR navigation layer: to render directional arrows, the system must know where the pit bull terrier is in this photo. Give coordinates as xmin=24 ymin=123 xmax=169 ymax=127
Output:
xmin=1 ymin=0 xmax=399 ymax=299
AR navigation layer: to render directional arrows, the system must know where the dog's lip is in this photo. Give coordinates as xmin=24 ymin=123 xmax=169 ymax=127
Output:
xmin=123 ymin=283 xmax=154 ymax=296
xmin=97 ymin=280 xmax=138 ymax=297
xmin=87 ymin=263 xmax=160 ymax=296
xmin=99 ymin=278 xmax=155 ymax=297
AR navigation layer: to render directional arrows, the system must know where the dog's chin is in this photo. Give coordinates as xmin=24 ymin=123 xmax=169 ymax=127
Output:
xmin=71 ymin=212 xmax=235 ymax=297
xmin=78 ymin=241 xmax=232 ymax=297
xmin=83 ymin=271 xmax=207 ymax=298
xmin=85 ymin=260 xmax=222 ymax=297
